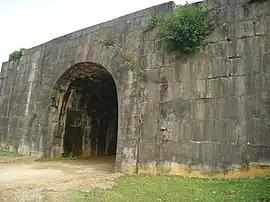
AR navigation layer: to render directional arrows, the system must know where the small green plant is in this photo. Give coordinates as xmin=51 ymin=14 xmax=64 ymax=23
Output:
xmin=145 ymin=12 xmax=164 ymax=32
xmin=98 ymin=37 xmax=136 ymax=70
xmin=147 ymin=3 xmax=215 ymax=56
xmin=0 ymin=150 xmax=23 ymax=157
xmin=98 ymin=37 xmax=116 ymax=48
xmin=8 ymin=48 xmax=26 ymax=61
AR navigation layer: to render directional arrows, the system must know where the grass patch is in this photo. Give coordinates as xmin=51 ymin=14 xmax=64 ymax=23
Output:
xmin=0 ymin=150 xmax=23 ymax=157
xmin=69 ymin=175 xmax=270 ymax=202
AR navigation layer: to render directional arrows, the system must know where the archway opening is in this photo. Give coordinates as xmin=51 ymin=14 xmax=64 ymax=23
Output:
xmin=52 ymin=62 xmax=118 ymax=165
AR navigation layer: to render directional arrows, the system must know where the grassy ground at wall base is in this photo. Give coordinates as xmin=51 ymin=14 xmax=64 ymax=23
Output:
xmin=69 ymin=175 xmax=270 ymax=202
xmin=0 ymin=150 xmax=23 ymax=157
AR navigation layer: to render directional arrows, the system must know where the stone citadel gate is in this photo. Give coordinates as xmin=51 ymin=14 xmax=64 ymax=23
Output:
xmin=0 ymin=0 xmax=270 ymax=177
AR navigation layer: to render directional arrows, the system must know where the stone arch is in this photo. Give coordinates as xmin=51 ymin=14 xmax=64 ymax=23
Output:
xmin=47 ymin=62 xmax=119 ymax=163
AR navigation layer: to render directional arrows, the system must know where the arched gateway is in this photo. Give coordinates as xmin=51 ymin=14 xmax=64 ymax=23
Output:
xmin=48 ymin=62 xmax=118 ymax=162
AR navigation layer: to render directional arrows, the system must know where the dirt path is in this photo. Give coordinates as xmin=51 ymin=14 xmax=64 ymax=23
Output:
xmin=0 ymin=156 xmax=121 ymax=202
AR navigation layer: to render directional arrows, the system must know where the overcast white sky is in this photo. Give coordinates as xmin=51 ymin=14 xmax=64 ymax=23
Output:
xmin=0 ymin=0 xmax=195 ymax=64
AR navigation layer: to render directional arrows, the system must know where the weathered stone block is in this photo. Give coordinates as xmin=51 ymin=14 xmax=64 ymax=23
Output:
xmin=262 ymin=35 xmax=270 ymax=53
xmin=246 ymin=95 xmax=260 ymax=119
xmin=218 ymin=142 xmax=242 ymax=166
xmin=235 ymin=75 xmax=246 ymax=96
xmin=171 ymin=99 xmax=192 ymax=120
xmin=183 ymin=142 xmax=202 ymax=165
xmin=190 ymin=120 xmax=204 ymax=141
xmin=210 ymin=57 xmax=227 ymax=77
xmin=202 ymin=120 xmax=216 ymax=141
xmin=206 ymin=25 xmax=229 ymax=43
xmin=176 ymin=61 xmax=191 ymax=82
xmin=210 ymin=78 xmax=222 ymax=97
xmin=192 ymin=99 xmax=206 ymax=120
xmin=247 ymin=145 xmax=261 ymax=163
xmin=262 ymin=52 xmax=270 ymax=72
xmin=247 ymin=118 xmax=262 ymax=145
xmin=260 ymin=92 xmax=270 ymax=120
xmin=212 ymin=98 xmax=224 ymax=119
xmin=223 ymin=77 xmax=236 ymax=97
xmin=200 ymin=142 xmax=219 ymax=167
xmin=260 ymin=119 xmax=270 ymax=147
xmin=178 ymin=81 xmax=192 ymax=100
xmin=138 ymin=139 xmax=158 ymax=164
xmin=246 ymin=74 xmax=260 ymax=95
xmin=212 ymin=42 xmax=227 ymax=58
xmin=142 ymin=122 xmax=158 ymax=140
xmin=222 ymin=96 xmax=239 ymax=119
xmin=177 ymin=120 xmax=192 ymax=142
xmin=225 ymin=57 xmax=245 ymax=75
xmin=147 ymin=52 xmax=163 ymax=68
xmin=195 ymin=79 xmax=207 ymax=98
xmin=255 ymin=16 xmax=270 ymax=35
xmin=237 ymin=36 xmax=262 ymax=57
xmin=235 ymin=20 xmax=255 ymax=39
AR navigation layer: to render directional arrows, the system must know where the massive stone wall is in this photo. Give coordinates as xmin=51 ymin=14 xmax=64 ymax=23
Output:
xmin=0 ymin=0 xmax=270 ymax=177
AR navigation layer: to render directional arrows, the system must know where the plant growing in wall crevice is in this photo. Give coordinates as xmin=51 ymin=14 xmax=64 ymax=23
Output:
xmin=144 ymin=12 xmax=165 ymax=32
xmin=146 ymin=3 xmax=216 ymax=56
xmin=98 ymin=37 xmax=136 ymax=71
xmin=8 ymin=48 xmax=26 ymax=62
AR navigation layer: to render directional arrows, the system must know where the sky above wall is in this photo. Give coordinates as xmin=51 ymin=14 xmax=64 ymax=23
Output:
xmin=0 ymin=0 xmax=196 ymax=64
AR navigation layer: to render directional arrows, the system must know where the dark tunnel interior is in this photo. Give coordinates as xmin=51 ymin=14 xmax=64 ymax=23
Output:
xmin=60 ymin=67 xmax=118 ymax=159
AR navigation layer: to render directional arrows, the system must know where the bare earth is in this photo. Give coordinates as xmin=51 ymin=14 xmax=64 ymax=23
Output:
xmin=0 ymin=155 xmax=121 ymax=202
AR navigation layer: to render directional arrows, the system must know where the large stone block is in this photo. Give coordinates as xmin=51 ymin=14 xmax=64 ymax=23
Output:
xmin=235 ymin=20 xmax=255 ymax=39
xmin=246 ymin=94 xmax=260 ymax=119
xmin=174 ymin=62 xmax=191 ymax=82
xmin=262 ymin=52 xmax=270 ymax=72
xmin=142 ymin=122 xmax=159 ymax=140
xmin=138 ymin=139 xmax=158 ymax=164
xmin=222 ymin=96 xmax=239 ymax=119
xmin=237 ymin=36 xmax=262 ymax=57
xmin=247 ymin=118 xmax=262 ymax=145
xmin=218 ymin=142 xmax=243 ymax=166
xmin=177 ymin=120 xmax=193 ymax=142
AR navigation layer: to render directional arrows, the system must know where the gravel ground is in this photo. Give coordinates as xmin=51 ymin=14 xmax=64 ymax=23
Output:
xmin=0 ymin=155 xmax=121 ymax=202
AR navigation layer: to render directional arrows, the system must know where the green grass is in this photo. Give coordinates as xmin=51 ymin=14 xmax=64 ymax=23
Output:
xmin=0 ymin=150 xmax=23 ymax=157
xmin=69 ymin=175 xmax=270 ymax=202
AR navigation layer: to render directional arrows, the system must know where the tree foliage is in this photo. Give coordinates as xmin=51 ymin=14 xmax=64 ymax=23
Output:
xmin=147 ymin=3 xmax=215 ymax=55
xmin=8 ymin=48 xmax=26 ymax=61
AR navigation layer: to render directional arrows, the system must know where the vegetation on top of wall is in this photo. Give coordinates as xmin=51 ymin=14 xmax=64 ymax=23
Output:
xmin=98 ymin=37 xmax=136 ymax=71
xmin=8 ymin=48 xmax=26 ymax=62
xmin=146 ymin=3 xmax=215 ymax=56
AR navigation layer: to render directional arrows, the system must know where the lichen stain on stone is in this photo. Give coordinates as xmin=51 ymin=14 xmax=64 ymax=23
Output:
xmin=134 ymin=162 xmax=270 ymax=179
